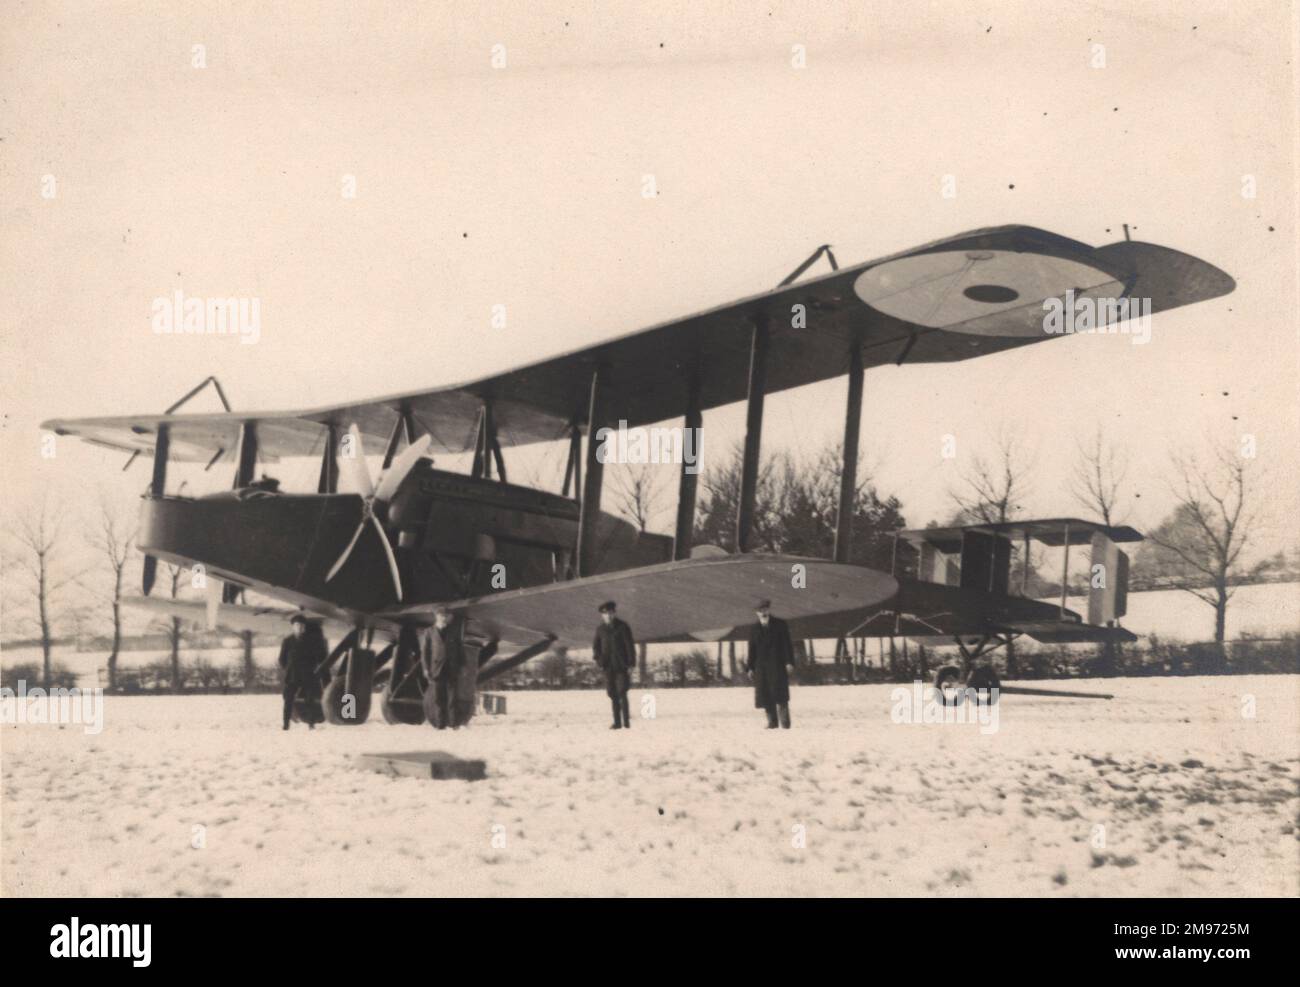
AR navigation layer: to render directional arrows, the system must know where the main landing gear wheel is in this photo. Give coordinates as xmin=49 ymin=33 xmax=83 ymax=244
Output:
xmin=932 ymin=665 xmax=1002 ymax=706
xmin=323 ymin=647 xmax=376 ymax=725
xmin=966 ymin=666 xmax=1001 ymax=705
xmin=934 ymin=665 xmax=965 ymax=706
xmin=381 ymin=628 xmax=426 ymax=725
xmin=381 ymin=690 xmax=425 ymax=725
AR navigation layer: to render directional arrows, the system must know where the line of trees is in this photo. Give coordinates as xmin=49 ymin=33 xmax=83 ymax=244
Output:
xmin=689 ymin=439 xmax=906 ymax=568
xmin=3 ymin=489 xmax=241 ymax=691
xmin=940 ymin=425 xmax=1286 ymax=664
xmin=4 ymin=493 xmax=146 ymax=689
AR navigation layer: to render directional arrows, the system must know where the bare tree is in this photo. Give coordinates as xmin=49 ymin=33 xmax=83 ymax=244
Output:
xmin=1143 ymin=442 xmax=1260 ymax=652
xmin=9 ymin=498 xmax=77 ymax=687
xmin=693 ymin=440 xmax=781 ymax=553
xmin=608 ymin=461 xmax=671 ymax=533
xmin=948 ymin=428 xmax=1036 ymax=677
xmin=607 ymin=461 xmax=672 ymax=685
xmin=86 ymin=495 xmax=137 ymax=691
xmin=150 ymin=563 xmax=189 ymax=691
xmin=1070 ymin=427 xmax=1129 ymax=525
xmin=949 ymin=427 xmax=1036 ymax=525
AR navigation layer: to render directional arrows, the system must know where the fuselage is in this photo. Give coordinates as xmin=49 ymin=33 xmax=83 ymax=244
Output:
xmin=137 ymin=459 xmax=672 ymax=618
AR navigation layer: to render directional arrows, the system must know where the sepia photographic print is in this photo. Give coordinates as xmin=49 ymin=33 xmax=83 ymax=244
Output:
xmin=1 ymin=0 xmax=1296 ymax=963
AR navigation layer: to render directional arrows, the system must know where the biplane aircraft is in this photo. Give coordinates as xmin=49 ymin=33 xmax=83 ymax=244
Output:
xmin=42 ymin=224 xmax=1234 ymax=723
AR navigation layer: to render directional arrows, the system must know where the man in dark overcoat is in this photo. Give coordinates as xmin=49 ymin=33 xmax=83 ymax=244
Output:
xmin=592 ymin=600 xmax=636 ymax=729
xmin=744 ymin=599 xmax=796 ymax=729
xmin=279 ymin=613 xmax=328 ymax=730
xmin=422 ymin=607 xmax=464 ymax=729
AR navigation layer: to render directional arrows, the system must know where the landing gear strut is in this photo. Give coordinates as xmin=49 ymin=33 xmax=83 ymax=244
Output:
xmin=381 ymin=626 xmax=427 ymax=725
xmin=932 ymin=633 xmax=1014 ymax=706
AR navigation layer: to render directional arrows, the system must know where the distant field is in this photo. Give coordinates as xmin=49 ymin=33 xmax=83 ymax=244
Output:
xmin=1109 ymin=581 xmax=1300 ymax=642
xmin=3 ymin=677 xmax=1296 ymax=897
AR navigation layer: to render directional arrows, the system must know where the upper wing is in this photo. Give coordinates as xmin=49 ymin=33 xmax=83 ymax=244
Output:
xmin=43 ymin=225 xmax=1233 ymax=461
xmin=46 ymin=416 xmax=330 ymax=464
xmin=386 ymin=554 xmax=898 ymax=649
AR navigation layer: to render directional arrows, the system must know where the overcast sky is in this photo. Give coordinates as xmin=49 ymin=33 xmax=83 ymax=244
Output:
xmin=2 ymin=1 xmax=1296 ymax=561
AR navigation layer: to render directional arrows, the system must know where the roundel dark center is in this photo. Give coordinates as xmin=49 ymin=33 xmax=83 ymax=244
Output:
xmin=963 ymin=284 xmax=1020 ymax=304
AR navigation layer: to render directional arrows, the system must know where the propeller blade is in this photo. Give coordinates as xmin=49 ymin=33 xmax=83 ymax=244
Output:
xmin=324 ymin=519 xmax=367 ymax=583
xmin=142 ymin=554 xmax=157 ymax=596
xmin=369 ymin=513 xmax=404 ymax=601
xmin=375 ymin=434 xmax=431 ymax=503
xmin=337 ymin=424 xmax=374 ymax=498
xmin=205 ymin=577 xmax=222 ymax=631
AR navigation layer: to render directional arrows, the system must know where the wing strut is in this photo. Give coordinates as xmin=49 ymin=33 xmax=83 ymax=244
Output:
xmin=833 ymin=340 xmax=864 ymax=563
xmin=672 ymin=376 xmax=702 ymax=560
xmin=133 ymin=376 xmax=232 ymax=594
xmin=778 ymin=243 xmax=839 ymax=286
xmin=477 ymin=635 xmax=557 ymax=683
xmin=471 ymin=401 xmax=506 ymax=481
xmin=142 ymin=424 xmax=169 ymax=595
xmin=122 ymin=375 xmax=232 ymax=472
xmin=576 ymin=366 xmax=608 ymax=576
xmin=561 ymin=422 xmax=582 ymax=502
xmin=737 ymin=313 xmax=770 ymax=552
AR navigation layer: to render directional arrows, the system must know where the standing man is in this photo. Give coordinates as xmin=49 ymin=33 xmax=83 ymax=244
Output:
xmin=592 ymin=600 xmax=636 ymax=730
xmin=279 ymin=613 xmax=327 ymax=730
xmin=745 ymin=599 xmax=796 ymax=729
xmin=422 ymin=607 xmax=464 ymax=729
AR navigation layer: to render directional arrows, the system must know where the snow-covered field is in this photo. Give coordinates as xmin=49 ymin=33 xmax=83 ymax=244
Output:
xmin=3 ymin=678 xmax=1297 ymax=897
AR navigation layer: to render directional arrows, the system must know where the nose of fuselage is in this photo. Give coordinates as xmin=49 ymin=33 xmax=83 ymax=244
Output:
xmin=137 ymin=492 xmax=401 ymax=612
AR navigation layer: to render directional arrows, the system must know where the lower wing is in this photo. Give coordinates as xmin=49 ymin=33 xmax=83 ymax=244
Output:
xmin=122 ymin=596 xmax=353 ymax=640
xmin=384 ymin=554 xmax=898 ymax=649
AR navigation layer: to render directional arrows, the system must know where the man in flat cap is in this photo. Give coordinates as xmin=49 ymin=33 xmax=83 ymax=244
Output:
xmin=592 ymin=600 xmax=636 ymax=729
xmin=279 ymin=613 xmax=328 ymax=730
xmin=745 ymin=599 xmax=796 ymax=729
xmin=421 ymin=606 xmax=464 ymax=729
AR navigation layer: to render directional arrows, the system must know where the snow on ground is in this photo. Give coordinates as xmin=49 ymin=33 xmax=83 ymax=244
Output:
xmin=2 ymin=677 xmax=1297 ymax=897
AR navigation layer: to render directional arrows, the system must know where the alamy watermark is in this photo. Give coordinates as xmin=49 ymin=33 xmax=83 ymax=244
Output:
xmin=1042 ymin=290 xmax=1151 ymax=345
xmin=595 ymin=420 xmax=702 ymax=474
xmin=890 ymin=681 xmax=1000 ymax=735
xmin=50 ymin=917 xmax=150 ymax=967
xmin=1 ymin=680 xmax=104 ymax=735
xmin=151 ymin=289 xmax=260 ymax=344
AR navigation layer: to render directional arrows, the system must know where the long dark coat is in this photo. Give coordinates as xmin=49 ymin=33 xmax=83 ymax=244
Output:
xmin=278 ymin=632 xmax=327 ymax=694
xmin=592 ymin=617 xmax=636 ymax=698
xmin=421 ymin=622 xmax=466 ymax=728
xmin=746 ymin=616 xmax=795 ymax=708
xmin=422 ymin=622 xmax=464 ymax=683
